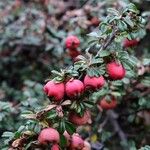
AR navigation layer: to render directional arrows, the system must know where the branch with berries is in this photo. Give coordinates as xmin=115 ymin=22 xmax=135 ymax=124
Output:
xmin=3 ymin=3 xmax=147 ymax=150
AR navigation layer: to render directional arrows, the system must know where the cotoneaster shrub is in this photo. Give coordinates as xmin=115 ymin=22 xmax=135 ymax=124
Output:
xmin=1 ymin=3 xmax=150 ymax=150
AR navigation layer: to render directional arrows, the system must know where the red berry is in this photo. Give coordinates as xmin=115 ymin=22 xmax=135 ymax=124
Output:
xmin=99 ymin=97 xmax=117 ymax=109
xmin=43 ymin=80 xmax=65 ymax=101
xmin=68 ymin=49 xmax=80 ymax=60
xmin=123 ymin=38 xmax=139 ymax=48
xmin=90 ymin=17 xmax=100 ymax=26
xmin=106 ymin=62 xmax=126 ymax=80
xmin=69 ymin=110 xmax=91 ymax=126
xmin=65 ymin=35 xmax=80 ymax=49
xmin=51 ymin=144 xmax=60 ymax=150
xmin=84 ymin=75 xmax=105 ymax=90
xmin=38 ymin=128 xmax=60 ymax=144
xmin=14 ymin=0 xmax=21 ymax=8
xmin=82 ymin=141 xmax=91 ymax=150
xmin=70 ymin=134 xmax=84 ymax=150
xmin=65 ymin=79 xmax=84 ymax=98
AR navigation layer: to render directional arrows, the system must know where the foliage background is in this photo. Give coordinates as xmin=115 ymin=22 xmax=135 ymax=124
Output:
xmin=0 ymin=0 xmax=150 ymax=149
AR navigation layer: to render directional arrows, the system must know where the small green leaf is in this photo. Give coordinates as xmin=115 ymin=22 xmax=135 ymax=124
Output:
xmin=99 ymin=51 xmax=110 ymax=57
xmin=128 ymin=115 xmax=135 ymax=123
xmin=117 ymin=21 xmax=128 ymax=31
xmin=65 ymin=121 xmax=76 ymax=135
xmin=60 ymin=135 xmax=67 ymax=147
xmin=101 ymin=131 xmax=111 ymax=142
xmin=87 ymin=32 xmax=99 ymax=37
xmin=83 ymin=101 xmax=94 ymax=109
xmin=123 ymin=16 xmax=134 ymax=28
xmin=107 ymin=8 xmax=120 ymax=16
xmin=127 ymin=3 xmax=139 ymax=14
xmin=58 ymin=120 xmax=65 ymax=134
xmin=2 ymin=132 xmax=14 ymax=138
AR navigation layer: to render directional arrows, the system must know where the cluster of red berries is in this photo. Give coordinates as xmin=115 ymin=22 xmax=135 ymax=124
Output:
xmin=38 ymin=128 xmax=89 ymax=150
xmin=44 ymin=61 xmax=125 ymax=101
xmin=65 ymin=35 xmax=81 ymax=60
xmin=43 ymin=75 xmax=106 ymax=102
xmin=40 ymin=36 xmax=128 ymax=149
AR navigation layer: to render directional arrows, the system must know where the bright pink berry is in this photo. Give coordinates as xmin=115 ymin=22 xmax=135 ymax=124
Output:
xmin=84 ymin=75 xmax=105 ymax=90
xmin=70 ymin=134 xmax=84 ymax=150
xmin=38 ymin=128 xmax=60 ymax=144
xmin=51 ymin=144 xmax=60 ymax=150
xmin=65 ymin=35 xmax=80 ymax=49
xmin=43 ymin=80 xmax=65 ymax=101
xmin=106 ymin=62 xmax=126 ymax=80
xmin=65 ymin=79 xmax=84 ymax=98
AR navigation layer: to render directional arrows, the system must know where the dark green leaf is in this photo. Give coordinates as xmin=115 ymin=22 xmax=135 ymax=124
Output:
xmin=65 ymin=121 xmax=76 ymax=135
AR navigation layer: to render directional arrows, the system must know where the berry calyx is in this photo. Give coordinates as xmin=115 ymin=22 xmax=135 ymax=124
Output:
xmin=106 ymin=62 xmax=126 ymax=80
xmin=123 ymin=38 xmax=139 ymax=48
xmin=69 ymin=110 xmax=91 ymax=126
xmin=65 ymin=35 xmax=80 ymax=49
xmin=43 ymin=80 xmax=65 ymax=101
xmin=51 ymin=144 xmax=60 ymax=150
xmin=84 ymin=75 xmax=105 ymax=90
xmin=70 ymin=133 xmax=84 ymax=150
xmin=99 ymin=97 xmax=117 ymax=110
xmin=38 ymin=128 xmax=60 ymax=144
xmin=65 ymin=79 xmax=84 ymax=98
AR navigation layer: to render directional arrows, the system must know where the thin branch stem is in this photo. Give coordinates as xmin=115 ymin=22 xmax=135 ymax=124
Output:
xmin=96 ymin=29 xmax=118 ymax=57
xmin=107 ymin=110 xmax=128 ymax=150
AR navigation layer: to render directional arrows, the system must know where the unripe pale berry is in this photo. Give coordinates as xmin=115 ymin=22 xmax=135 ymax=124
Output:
xmin=106 ymin=62 xmax=126 ymax=80
xmin=70 ymin=134 xmax=84 ymax=150
xmin=65 ymin=79 xmax=84 ymax=98
xmin=84 ymin=75 xmax=105 ymax=90
xmin=51 ymin=144 xmax=60 ymax=150
xmin=43 ymin=80 xmax=65 ymax=101
xmin=69 ymin=110 xmax=91 ymax=126
xmin=38 ymin=128 xmax=60 ymax=144
xmin=99 ymin=97 xmax=117 ymax=110
xmin=123 ymin=38 xmax=139 ymax=48
xmin=65 ymin=35 xmax=80 ymax=49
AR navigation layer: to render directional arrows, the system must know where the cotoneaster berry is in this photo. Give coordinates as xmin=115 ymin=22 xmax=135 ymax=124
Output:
xmin=106 ymin=62 xmax=126 ymax=80
xmin=65 ymin=35 xmax=80 ymax=49
xmin=38 ymin=128 xmax=60 ymax=144
xmin=123 ymin=38 xmax=139 ymax=48
xmin=82 ymin=141 xmax=91 ymax=150
xmin=43 ymin=80 xmax=65 ymax=101
xmin=84 ymin=75 xmax=105 ymax=90
xmin=51 ymin=144 xmax=60 ymax=150
xmin=90 ymin=17 xmax=100 ymax=26
xmin=69 ymin=110 xmax=91 ymax=126
xmin=65 ymin=79 xmax=84 ymax=98
xmin=68 ymin=49 xmax=80 ymax=60
xmin=99 ymin=97 xmax=117 ymax=109
xmin=70 ymin=134 xmax=84 ymax=150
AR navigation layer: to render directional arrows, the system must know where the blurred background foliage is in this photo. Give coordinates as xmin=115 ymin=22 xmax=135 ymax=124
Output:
xmin=0 ymin=0 xmax=150 ymax=149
